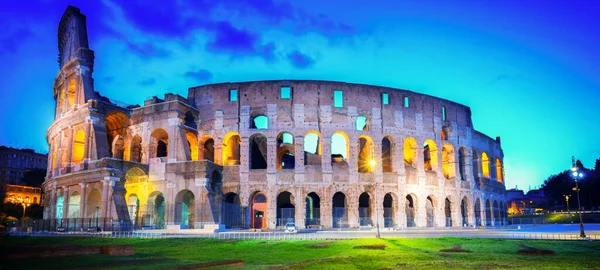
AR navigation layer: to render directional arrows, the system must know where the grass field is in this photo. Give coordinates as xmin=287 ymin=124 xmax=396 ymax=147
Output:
xmin=2 ymin=236 xmax=599 ymax=269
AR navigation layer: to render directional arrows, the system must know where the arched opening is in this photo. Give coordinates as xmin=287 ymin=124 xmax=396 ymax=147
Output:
xmin=276 ymin=132 xmax=295 ymax=169
xmin=405 ymin=194 xmax=416 ymax=227
xmin=151 ymin=129 xmax=169 ymax=158
xmin=404 ymin=137 xmax=417 ymax=167
xmin=331 ymin=132 xmax=349 ymax=164
xmin=249 ymin=134 xmax=267 ymax=169
xmin=56 ymin=194 xmax=64 ymax=219
xmin=485 ymin=200 xmax=492 ymax=226
xmin=459 ymin=147 xmax=468 ymax=180
xmin=125 ymin=167 xmax=147 ymax=184
xmin=105 ymin=112 xmax=129 ymax=159
xmin=382 ymin=137 xmax=393 ymax=172
xmin=305 ymin=192 xmax=321 ymax=227
xmin=332 ymin=192 xmax=348 ymax=228
xmin=383 ymin=193 xmax=395 ymax=228
xmin=494 ymin=201 xmax=500 ymax=226
xmin=461 ymin=197 xmax=469 ymax=227
xmin=175 ymin=190 xmax=195 ymax=229
xmin=357 ymin=136 xmax=375 ymax=173
xmin=184 ymin=111 xmax=197 ymax=129
xmin=496 ymin=158 xmax=503 ymax=183
xmin=356 ymin=116 xmax=369 ymax=131
xmin=442 ymin=144 xmax=456 ymax=179
xmin=474 ymin=198 xmax=482 ymax=226
xmin=303 ymin=132 xmax=321 ymax=165
xmin=358 ymin=192 xmax=372 ymax=226
xmin=67 ymin=79 xmax=76 ymax=107
xmin=222 ymin=133 xmax=241 ymax=165
xmin=481 ymin=152 xmax=490 ymax=178
xmin=423 ymin=139 xmax=438 ymax=171
xmin=127 ymin=194 xmax=140 ymax=227
xmin=202 ymin=138 xmax=215 ymax=162
xmin=129 ymin=135 xmax=142 ymax=163
xmin=276 ymin=191 xmax=295 ymax=226
xmin=86 ymin=189 xmax=102 ymax=218
xmin=185 ymin=132 xmax=198 ymax=161
xmin=440 ymin=130 xmax=447 ymax=141
xmin=148 ymin=192 xmax=165 ymax=229
xmin=222 ymin=193 xmax=242 ymax=228
xmin=426 ymin=196 xmax=435 ymax=227
xmin=251 ymin=115 xmax=268 ymax=129
xmin=72 ymin=130 xmax=85 ymax=164
xmin=68 ymin=191 xmax=80 ymax=218
xmin=251 ymin=192 xmax=267 ymax=229
xmin=472 ymin=150 xmax=480 ymax=179
xmin=444 ymin=197 xmax=452 ymax=227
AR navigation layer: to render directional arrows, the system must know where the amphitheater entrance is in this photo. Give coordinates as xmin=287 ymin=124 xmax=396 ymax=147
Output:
xmin=426 ymin=196 xmax=435 ymax=227
xmin=127 ymin=194 xmax=140 ymax=227
xmin=249 ymin=134 xmax=267 ymax=169
xmin=444 ymin=198 xmax=452 ymax=227
xmin=332 ymin=192 xmax=348 ymax=228
xmin=461 ymin=197 xmax=468 ymax=226
xmin=276 ymin=191 xmax=295 ymax=226
xmin=405 ymin=194 xmax=416 ymax=227
xmin=86 ymin=189 xmax=102 ymax=218
xmin=222 ymin=193 xmax=242 ymax=228
xmin=175 ymin=190 xmax=195 ymax=229
xmin=68 ymin=191 xmax=81 ymax=218
xmin=474 ymin=198 xmax=482 ymax=226
xmin=485 ymin=200 xmax=492 ymax=226
xmin=251 ymin=192 xmax=267 ymax=229
xmin=494 ymin=201 xmax=500 ymax=226
xmin=383 ymin=193 xmax=395 ymax=228
xmin=305 ymin=192 xmax=321 ymax=227
xmin=148 ymin=192 xmax=165 ymax=229
xmin=56 ymin=194 xmax=64 ymax=219
xmin=358 ymin=193 xmax=372 ymax=226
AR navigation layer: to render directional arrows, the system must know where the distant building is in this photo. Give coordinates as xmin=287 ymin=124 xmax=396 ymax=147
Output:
xmin=4 ymin=184 xmax=42 ymax=205
xmin=0 ymin=146 xmax=47 ymax=186
xmin=507 ymin=188 xmax=548 ymax=215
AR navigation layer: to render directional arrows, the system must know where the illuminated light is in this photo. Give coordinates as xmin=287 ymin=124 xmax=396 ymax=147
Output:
xmin=573 ymin=171 xmax=578 ymax=177
xmin=579 ymin=172 xmax=583 ymax=178
xmin=369 ymin=159 xmax=376 ymax=167
xmin=481 ymin=152 xmax=490 ymax=178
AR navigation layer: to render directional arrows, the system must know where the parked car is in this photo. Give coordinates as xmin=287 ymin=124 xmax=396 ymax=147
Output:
xmin=284 ymin=222 xmax=297 ymax=233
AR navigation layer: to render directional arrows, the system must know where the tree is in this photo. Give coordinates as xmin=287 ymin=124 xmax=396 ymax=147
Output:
xmin=20 ymin=169 xmax=46 ymax=187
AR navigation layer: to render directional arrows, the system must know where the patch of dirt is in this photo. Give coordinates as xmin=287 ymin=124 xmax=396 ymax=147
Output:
xmin=163 ymin=260 xmax=244 ymax=269
xmin=219 ymin=239 xmax=237 ymax=243
xmin=307 ymin=241 xmax=336 ymax=248
xmin=517 ymin=245 xmax=555 ymax=256
xmin=480 ymin=263 xmax=515 ymax=269
xmin=353 ymin=244 xmax=386 ymax=250
xmin=267 ymin=256 xmax=351 ymax=270
xmin=77 ymin=258 xmax=176 ymax=269
xmin=439 ymin=245 xmax=472 ymax=253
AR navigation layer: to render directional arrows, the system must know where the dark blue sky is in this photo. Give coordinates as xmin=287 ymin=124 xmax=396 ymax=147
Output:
xmin=1 ymin=0 xmax=599 ymax=191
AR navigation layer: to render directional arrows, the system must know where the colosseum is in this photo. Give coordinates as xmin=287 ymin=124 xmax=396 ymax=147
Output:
xmin=42 ymin=6 xmax=507 ymax=231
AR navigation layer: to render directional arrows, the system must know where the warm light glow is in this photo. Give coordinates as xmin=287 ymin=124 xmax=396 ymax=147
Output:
xmin=403 ymin=137 xmax=417 ymax=166
xmin=495 ymin=158 xmax=503 ymax=183
xmin=72 ymin=129 xmax=85 ymax=163
xmin=481 ymin=152 xmax=490 ymax=178
xmin=423 ymin=139 xmax=438 ymax=171
xmin=369 ymin=159 xmax=376 ymax=167
xmin=185 ymin=131 xmax=198 ymax=161
xmin=67 ymin=79 xmax=76 ymax=107
xmin=441 ymin=144 xmax=455 ymax=179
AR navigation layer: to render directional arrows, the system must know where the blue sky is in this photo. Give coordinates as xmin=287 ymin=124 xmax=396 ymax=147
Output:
xmin=1 ymin=0 xmax=599 ymax=191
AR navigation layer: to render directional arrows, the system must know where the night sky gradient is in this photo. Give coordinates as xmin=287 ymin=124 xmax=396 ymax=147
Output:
xmin=1 ymin=0 xmax=599 ymax=191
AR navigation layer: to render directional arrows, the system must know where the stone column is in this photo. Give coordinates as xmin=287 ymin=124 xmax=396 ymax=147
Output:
xmin=348 ymin=192 xmax=358 ymax=228
xmin=266 ymin=190 xmax=277 ymax=229
xmin=294 ymin=189 xmax=305 ymax=228
xmin=79 ymin=182 xmax=87 ymax=219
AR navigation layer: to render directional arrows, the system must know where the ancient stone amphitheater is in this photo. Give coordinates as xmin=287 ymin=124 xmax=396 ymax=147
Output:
xmin=42 ymin=6 xmax=507 ymax=231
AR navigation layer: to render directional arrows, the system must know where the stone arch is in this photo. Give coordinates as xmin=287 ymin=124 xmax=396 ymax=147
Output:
xmin=105 ymin=111 xmax=129 ymax=158
xmin=404 ymin=137 xmax=417 ymax=166
xmin=276 ymin=191 xmax=295 ymax=226
xmin=485 ymin=199 xmax=492 ymax=226
xmin=496 ymin=158 xmax=504 ymax=183
xmin=441 ymin=143 xmax=456 ymax=179
xmin=222 ymin=132 xmax=241 ymax=165
xmin=68 ymin=191 xmax=81 ymax=218
xmin=382 ymin=136 xmax=394 ymax=172
xmin=127 ymin=193 xmax=140 ymax=226
xmin=150 ymin=128 xmax=169 ymax=158
xmin=355 ymin=115 xmax=369 ymax=131
xmin=383 ymin=192 xmax=397 ymax=228
xmin=251 ymin=115 xmax=268 ymax=129
xmin=481 ymin=152 xmax=490 ymax=178
xmin=55 ymin=193 xmax=64 ymax=219
xmin=276 ymin=132 xmax=295 ymax=169
xmin=250 ymin=191 xmax=267 ymax=229
xmin=472 ymin=150 xmax=480 ymax=178
xmin=305 ymin=192 xmax=321 ymax=227
xmin=185 ymin=132 xmax=198 ymax=161
xmin=444 ymin=196 xmax=453 ymax=227
xmin=249 ymin=133 xmax=267 ymax=169
xmin=426 ymin=195 xmax=436 ymax=228
xmin=303 ymin=131 xmax=321 ymax=165
xmin=125 ymin=167 xmax=147 ymax=184
xmin=458 ymin=147 xmax=468 ymax=180
xmin=357 ymin=135 xmax=375 ymax=173
xmin=67 ymin=79 xmax=76 ymax=107
xmin=147 ymin=191 xmax=165 ymax=229
xmin=493 ymin=200 xmax=500 ymax=226
xmin=331 ymin=131 xmax=349 ymax=163
xmin=474 ymin=197 xmax=482 ymax=226
xmin=358 ymin=192 xmax=373 ymax=226
xmin=184 ymin=111 xmax=197 ymax=129
xmin=200 ymin=136 xmax=215 ymax=162
xmin=405 ymin=194 xmax=417 ymax=227
xmin=72 ymin=129 xmax=86 ymax=164
xmin=222 ymin=192 xmax=242 ymax=228
xmin=460 ymin=196 xmax=471 ymax=227
xmin=129 ymin=135 xmax=142 ymax=163
xmin=86 ymin=189 xmax=102 ymax=218
xmin=175 ymin=189 xmax=195 ymax=228
xmin=332 ymin=192 xmax=348 ymax=228
xmin=423 ymin=139 xmax=438 ymax=171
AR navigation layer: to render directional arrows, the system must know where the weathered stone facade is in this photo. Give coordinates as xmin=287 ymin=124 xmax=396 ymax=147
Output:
xmin=42 ymin=6 xmax=507 ymax=230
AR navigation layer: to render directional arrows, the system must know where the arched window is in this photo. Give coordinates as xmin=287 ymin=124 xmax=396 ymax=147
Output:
xmin=222 ymin=133 xmax=241 ymax=165
xmin=72 ymin=130 xmax=85 ymax=163
xmin=495 ymin=158 xmax=503 ymax=183
xmin=356 ymin=116 xmax=368 ymax=131
xmin=441 ymin=144 xmax=455 ymax=179
xmin=185 ymin=132 xmax=198 ymax=161
xmin=67 ymin=79 xmax=76 ymax=107
xmin=357 ymin=136 xmax=374 ymax=173
xmin=382 ymin=137 xmax=392 ymax=172
xmin=203 ymin=138 xmax=215 ymax=162
xmin=423 ymin=139 xmax=438 ymax=171
xmin=303 ymin=132 xmax=321 ymax=165
xmin=472 ymin=150 xmax=480 ymax=178
xmin=151 ymin=129 xmax=169 ymax=158
xmin=404 ymin=137 xmax=417 ymax=166
xmin=481 ymin=152 xmax=490 ymax=178
xmin=331 ymin=132 xmax=348 ymax=163
xmin=277 ymin=132 xmax=295 ymax=169
xmin=129 ymin=135 xmax=142 ymax=163
xmin=184 ymin=111 xmax=197 ymax=129
xmin=250 ymin=134 xmax=267 ymax=169
xmin=252 ymin=115 xmax=268 ymax=129
xmin=458 ymin=147 xmax=468 ymax=180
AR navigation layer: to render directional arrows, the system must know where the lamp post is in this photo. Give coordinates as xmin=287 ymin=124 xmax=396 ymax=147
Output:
xmin=563 ymin=195 xmax=570 ymax=213
xmin=571 ymin=166 xmax=586 ymax=238
xmin=17 ymin=197 xmax=31 ymax=219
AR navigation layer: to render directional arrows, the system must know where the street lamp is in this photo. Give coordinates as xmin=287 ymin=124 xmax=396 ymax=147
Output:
xmin=17 ymin=197 xmax=31 ymax=219
xmin=571 ymin=166 xmax=586 ymax=238
xmin=563 ymin=195 xmax=570 ymax=213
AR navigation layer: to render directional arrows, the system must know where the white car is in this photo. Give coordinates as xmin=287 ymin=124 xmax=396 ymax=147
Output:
xmin=284 ymin=222 xmax=297 ymax=233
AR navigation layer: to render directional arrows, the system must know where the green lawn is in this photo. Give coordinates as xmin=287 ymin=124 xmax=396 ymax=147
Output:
xmin=2 ymin=236 xmax=599 ymax=269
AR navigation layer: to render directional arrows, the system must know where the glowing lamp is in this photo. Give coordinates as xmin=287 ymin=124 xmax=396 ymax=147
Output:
xmin=578 ymin=172 xmax=583 ymax=178
xmin=573 ymin=171 xmax=578 ymax=177
xmin=369 ymin=159 xmax=376 ymax=167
